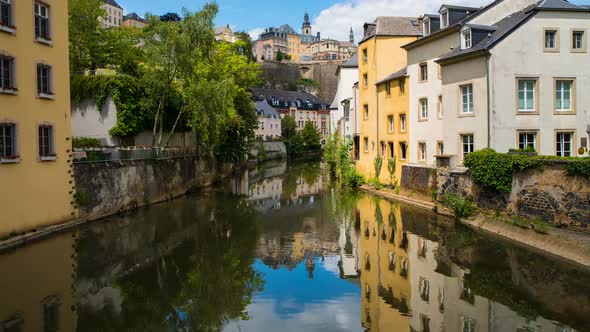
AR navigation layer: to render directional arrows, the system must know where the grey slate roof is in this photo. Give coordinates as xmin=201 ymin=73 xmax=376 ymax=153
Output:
xmin=124 ymin=13 xmax=146 ymax=23
xmin=256 ymin=101 xmax=280 ymax=117
xmin=439 ymin=4 xmax=481 ymax=12
xmin=103 ymin=0 xmax=122 ymax=9
xmin=361 ymin=16 xmax=422 ymax=43
xmin=249 ymin=88 xmax=328 ymax=107
xmin=376 ymin=67 xmax=408 ymax=85
xmin=341 ymin=54 xmax=358 ymax=68
xmin=536 ymin=0 xmax=590 ymax=11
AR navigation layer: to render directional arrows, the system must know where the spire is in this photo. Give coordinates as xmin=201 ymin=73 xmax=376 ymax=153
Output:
xmin=304 ymin=12 xmax=310 ymax=25
xmin=302 ymin=11 xmax=312 ymax=35
xmin=349 ymin=27 xmax=354 ymax=43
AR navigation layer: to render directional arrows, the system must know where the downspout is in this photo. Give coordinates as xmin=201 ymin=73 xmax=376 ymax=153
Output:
xmin=376 ymin=84 xmax=380 ymax=155
xmin=486 ymin=53 xmax=491 ymax=148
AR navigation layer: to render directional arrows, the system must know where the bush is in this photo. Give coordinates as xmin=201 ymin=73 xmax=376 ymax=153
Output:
xmin=566 ymin=159 xmax=590 ymax=179
xmin=343 ymin=168 xmax=365 ymax=189
xmin=368 ymin=178 xmax=383 ymax=190
xmin=440 ymin=193 xmax=476 ymax=219
xmin=464 ymin=149 xmax=541 ymax=193
xmin=72 ymin=137 xmax=101 ymax=148
xmin=374 ymin=156 xmax=383 ymax=180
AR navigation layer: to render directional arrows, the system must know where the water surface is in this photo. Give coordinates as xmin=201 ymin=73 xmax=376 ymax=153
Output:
xmin=1 ymin=160 xmax=589 ymax=332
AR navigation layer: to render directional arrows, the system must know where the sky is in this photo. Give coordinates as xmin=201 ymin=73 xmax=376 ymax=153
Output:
xmin=118 ymin=0 xmax=590 ymax=42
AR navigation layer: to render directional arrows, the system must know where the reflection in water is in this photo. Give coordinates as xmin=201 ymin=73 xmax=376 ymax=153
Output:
xmin=0 ymin=160 xmax=589 ymax=332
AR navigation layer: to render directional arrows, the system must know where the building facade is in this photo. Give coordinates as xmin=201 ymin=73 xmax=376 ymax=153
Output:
xmin=250 ymin=88 xmax=331 ymax=141
xmin=356 ymin=16 xmax=421 ymax=183
xmin=255 ymin=101 xmax=282 ymax=140
xmin=0 ymin=0 xmax=77 ymax=235
xmin=100 ymin=0 xmax=123 ymax=28
xmin=307 ymin=39 xmax=357 ymax=61
xmin=214 ymin=24 xmax=237 ymax=43
xmin=123 ymin=12 xmax=147 ymax=28
xmin=330 ymin=54 xmax=358 ymax=141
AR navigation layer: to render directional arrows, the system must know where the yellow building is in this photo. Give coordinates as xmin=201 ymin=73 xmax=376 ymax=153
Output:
xmin=374 ymin=68 xmax=410 ymax=183
xmin=358 ymin=196 xmax=412 ymax=331
xmin=287 ymin=33 xmax=300 ymax=61
xmin=356 ymin=17 xmax=420 ymax=183
xmin=0 ymin=0 xmax=77 ymax=236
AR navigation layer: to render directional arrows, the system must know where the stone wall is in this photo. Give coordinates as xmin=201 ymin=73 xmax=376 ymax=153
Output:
xmin=401 ymin=164 xmax=438 ymax=196
xmin=74 ymin=157 xmax=236 ymax=221
xmin=250 ymin=141 xmax=287 ymax=160
xmin=434 ymin=159 xmax=590 ymax=231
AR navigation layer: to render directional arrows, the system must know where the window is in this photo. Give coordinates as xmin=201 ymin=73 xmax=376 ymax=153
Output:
xmin=437 ymin=95 xmax=443 ymax=119
xmin=37 ymin=64 xmax=52 ymax=96
xmin=419 ymin=142 xmax=426 ymax=161
xmin=380 ymin=141 xmax=386 ymax=156
xmin=437 ymin=141 xmax=444 ymax=155
xmin=388 ymin=115 xmax=394 ymax=132
xmin=0 ymin=55 xmax=14 ymax=90
xmin=386 ymin=82 xmax=391 ymax=96
xmin=556 ymin=132 xmax=573 ymax=157
xmin=441 ymin=11 xmax=449 ymax=28
xmin=364 ymin=137 xmax=369 ymax=152
xmin=400 ymin=114 xmax=406 ymax=132
xmin=572 ymin=30 xmax=585 ymax=51
xmin=461 ymin=84 xmax=473 ymax=113
xmin=518 ymin=131 xmax=537 ymax=151
xmin=0 ymin=0 xmax=12 ymax=28
xmin=462 ymin=317 xmax=476 ymax=332
xmin=544 ymin=29 xmax=558 ymax=51
xmin=1 ymin=313 xmax=24 ymax=332
xmin=461 ymin=134 xmax=474 ymax=158
xmin=363 ymin=73 xmax=368 ymax=88
xmin=420 ymin=278 xmax=430 ymax=302
xmin=0 ymin=123 xmax=15 ymax=158
xmin=400 ymin=142 xmax=407 ymax=160
xmin=43 ymin=296 xmax=61 ymax=332
xmin=388 ymin=142 xmax=394 ymax=158
xmin=419 ymin=63 xmax=428 ymax=82
xmin=364 ymin=104 xmax=369 ymax=120
xmin=39 ymin=125 xmax=54 ymax=159
xmin=462 ymin=30 xmax=472 ymax=49
xmin=517 ymin=79 xmax=536 ymax=112
xmin=555 ymin=79 xmax=573 ymax=112
xmin=35 ymin=2 xmax=50 ymax=40
xmin=362 ymin=48 xmax=368 ymax=63
xmin=423 ymin=19 xmax=431 ymax=36
xmin=399 ymin=79 xmax=405 ymax=93
xmin=419 ymin=98 xmax=428 ymax=120
xmin=271 ymin=96 xmax=278 ymax=106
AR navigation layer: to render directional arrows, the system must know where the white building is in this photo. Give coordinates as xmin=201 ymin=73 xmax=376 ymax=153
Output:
xmin=330 ymin=54 xmax=358 ymax=141
xmin=437 ymin=0 xmax=590 ymax=163
xmin=101 ymin=0 xmax=123 ymax=28
xmin=255 ymin=101 xmax=282 ymax=141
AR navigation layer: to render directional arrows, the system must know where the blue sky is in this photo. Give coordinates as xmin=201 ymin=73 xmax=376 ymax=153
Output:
xmin=118 ymin=0 xmax=590 ymax=41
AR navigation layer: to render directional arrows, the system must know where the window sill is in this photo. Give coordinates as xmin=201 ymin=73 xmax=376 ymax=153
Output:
xmin=571 ymin=49 xmax=587 ymax=53
xmin=458 ymin=112 xmax=475 ymax=118
xmin=40 ymin=156 xmax=57 ymax=162
xmin=0 ymin=157 xmax=20 ymax=164
xmin=38 ymin=93 xmax=55 ymax=100
xmin=35 ymin=37 xmax=53 ymax=46
xmin=543 ymin=49 xmax=559 ymax=53
xmin=517 ymin=111 xmax=539 ymax=115
xmin=418 ymin=118 xmax=429 ymax=122
xmin=554 ymin=110 xmax=576 ymax=115
xmin=0 ymin=25 xmax=16 ymax=35
xmin=0 ymin=88 xmax=18 ymax=95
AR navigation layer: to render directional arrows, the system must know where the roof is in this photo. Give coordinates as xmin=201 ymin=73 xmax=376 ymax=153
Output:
xmin=255 ymin=101 xmax=280 ymax=117
xmin=360 ymin=16 xmax=422 ymax=43
xmin=279 ymin=24 xmax=298 ymax=35
xmin=123 ymin=12 xmax=146 ymax=23
xmin=439 ymin=4 xmax=481 ymax=12
xmin=249 ymin=88 xmax=328 ymax=106
xmin=464 ymin=23 xmax=497 ymax=31
xmin=214 ymin=25 xmax=231 ymax=34
xmin=341 ymin=54 xmax=358 ymax=68
xmin=103 ymin=0 xmax=122 ymax=9
xmin=536 ymin=0 xmax=590 ymax=11
xmin=436 ymin=6 xmax=537 ymax=63
xmin=376 ymin=67 xmax=408 ymax=85
xmin=339 ymin=41 xmax=356 ymax=48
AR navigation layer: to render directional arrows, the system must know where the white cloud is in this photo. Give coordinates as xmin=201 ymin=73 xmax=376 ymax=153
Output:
xmin=248 ymin=27 xmax=266 ymax=40
xmin=312 ymin=0 xmax=490 ymax=42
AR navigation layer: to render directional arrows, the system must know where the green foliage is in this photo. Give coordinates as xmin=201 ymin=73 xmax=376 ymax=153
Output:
xmin=565 ymin=158 xmax=590 ymax=179
xmin=72 ymin=137 xmax=101 ymax=149
xmin=74 ymin=191 xmax=91 ymax=206
xmin=275 ymin=50 xmax=285 ymax=61
xmin=431 ymin=190 xmax=438 ymax=202
xmin=343 ymin=168 xmax=365 ymax=189
xmin=387 ymin=157 xmax=398 ymax=187
xmin=440 ymin=193 xmax=476 ymax=219
xmin=285 ymin=132 xmax=306 ymax=157
xmin=257 ymin=142 xmax=267 ymax=162
xmin=464 ymin=149 xmax=541 ymax=193
xmin=368 ymin=178 xmax=384 ymax=190
xmin=374 ymin=155 xmax=383 ymax=180
xmin=302 ymin=122 xmax=321 ymax=150
xmin=323 ymin=134 xmax=364 ymax=189
xmin=281 ymin=116 xmax=298 ymax=139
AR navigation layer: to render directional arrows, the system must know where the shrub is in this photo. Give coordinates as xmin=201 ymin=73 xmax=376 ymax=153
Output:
xmin=72 ymin=137 xmax=101 ymax=148
xmin=374 ymin=156 xmax=383 ymax=180
xmin=566 ymin=159 xmax=590 ymax=179
xmin=368 ymin=178 xmax=383 ymax=190
xmin=343 ymin=168 xmax=365 ymax=189
xmin=387 ymin=157 xmax=398 ymax=187
xmin=463 ymin=149 xmax=541 ymax=193
xmin=440 ymin=193 xmax=476 ymax=219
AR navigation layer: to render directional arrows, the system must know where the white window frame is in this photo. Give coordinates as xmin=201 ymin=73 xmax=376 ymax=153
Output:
xmin=440 ymin=10 xmax=449 ymax=29
xmin=400 ymin=114 xmax=406 ymax=132
xmin=34 ymin=2 xmax=51 ymax=41
xmin=461 ymin=134 xmax=474 ymax=158
xmin=419 ymin=142 xmax=427 ymax=161
xmin=419 ymin=63 xmax=428 ymax=82
xmin=555 ymin=79 xmax=573 ymax=112
xmin=462 ymin=29 xmax=472 ymax=49
xmin=556 ymin=131 xmax=573 ymax=157
xmin=364 ymin=137 xmax=369 ymax=152
xmin=0 ymin=55 xmax=15 ymax=91
xmin=573 ymin=30 xmax=584 ymax=50
xmin=38 ymin=125 xmax=55 ymax=160
xmin=419 ymin=98 xmax=428 ymax=120
xmin=518 ymin=131 xmax=537 ymax=151
xmin=517 ymin=79 xmax=536 ymax=113
xmin=461 ymin=84 xmax=473 ymax=113
xmin=0 ymin=122 xmax=16 ymax=159
xmin=388 ymin=115 xmax=394 ymax=133
xmin=423 ymin=19 xmax=431 ymax=36
xmin=544 ymin=29 xmax=559 ymax=52
xmin=0 ymin=0 xmax=13 ymax=29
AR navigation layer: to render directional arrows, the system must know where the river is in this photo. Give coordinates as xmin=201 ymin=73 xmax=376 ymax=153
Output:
xmin=0 ymin=160 xmax=589 ymax=332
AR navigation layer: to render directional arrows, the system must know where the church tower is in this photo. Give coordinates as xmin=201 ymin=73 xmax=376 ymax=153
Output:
xmin=302 ymin=12 xmax=312 ymax=35
xmin=349 ymin=27 xmax=354 ymax=44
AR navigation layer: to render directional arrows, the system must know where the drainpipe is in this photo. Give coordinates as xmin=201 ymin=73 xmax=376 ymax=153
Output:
xmin=376 ymin=85 xmax=380 ymax=154
xmin=486 ymin=54 xmax=491 ymax=148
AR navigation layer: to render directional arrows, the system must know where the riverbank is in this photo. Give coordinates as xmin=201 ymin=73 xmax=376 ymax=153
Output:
xmin=360 ymin=185 xmax=590 ymax=269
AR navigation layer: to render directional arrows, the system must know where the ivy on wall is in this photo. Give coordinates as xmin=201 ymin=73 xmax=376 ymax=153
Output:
xmin=71 ymin=74 xmax=146 ymax=137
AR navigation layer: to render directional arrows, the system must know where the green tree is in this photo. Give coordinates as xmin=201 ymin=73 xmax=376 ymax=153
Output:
xmin=302 ymin=122 xmax=321 ymax=151
xmin=68 ymin=0 xmax=106 ymax=73
xmin=281 ymin=116 xmax=298 ymax=139
xmin=275 ymin=50 xmax=285 ymax=62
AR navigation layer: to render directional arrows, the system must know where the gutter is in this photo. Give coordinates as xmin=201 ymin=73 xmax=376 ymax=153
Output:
xmin=486 ymin=54 xmax=491 ymax=148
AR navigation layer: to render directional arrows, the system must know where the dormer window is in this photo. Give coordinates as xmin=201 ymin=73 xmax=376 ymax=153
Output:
xmin=440 ymin=10 xmax=449 ymax=29
xmin=271 ymin=96 xmax=279 ymax=106
xmin=462 ymin=29 xmax=472 ymax=49
xmin=423 ymin=19 xmax=431 ymax=36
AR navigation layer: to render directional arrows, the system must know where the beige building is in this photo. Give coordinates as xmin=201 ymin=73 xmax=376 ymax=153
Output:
xmin=123 ymin=12 xmax=146 ymax=29
xmin=255 ymin=101 xmax=282 ymax=141
xmin=214 ymin=24 xmax=237 ymax=43
xmin=0 ymin=0 xmax=78 ymax=235
xmin=307 ymin=39 xmax=357 ymax=61
xmin=100 ymin=0 xmax=123 ymax=28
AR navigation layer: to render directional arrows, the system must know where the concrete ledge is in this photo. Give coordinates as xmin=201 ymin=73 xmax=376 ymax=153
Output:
xmin=0 ymin=218 xmax=87 ymax=253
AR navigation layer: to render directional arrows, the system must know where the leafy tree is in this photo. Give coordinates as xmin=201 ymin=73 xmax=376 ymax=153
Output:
xmin=98 ymin=27 xmax=145 ymax=76
xmin=281 ymin=116 xmax=298 ymax=139
xmin=68 ymin=0 xmax=106 ymax=73
xmin=160 ymin=12 xmax=181 ymax=22
xmin=234 ymin=31 xmax=255 ymax=62
xmin=302 ymin=122 xmax=321 ymax=150
xmin=275 ymin=50 xmax=285 ymax=62
xmin=374 ymin=156 xmax=383 ymax=180
xmin=388 ymin=157 xmax=398 ymax=187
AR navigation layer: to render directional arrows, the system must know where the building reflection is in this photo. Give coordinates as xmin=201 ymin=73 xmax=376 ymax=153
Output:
xmin=0 ymin=232 xmax=78 ymax=332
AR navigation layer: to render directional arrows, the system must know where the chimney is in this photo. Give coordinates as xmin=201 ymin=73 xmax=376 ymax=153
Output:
xmin=317 ymin=32 xmax=321 ymax=40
